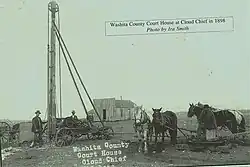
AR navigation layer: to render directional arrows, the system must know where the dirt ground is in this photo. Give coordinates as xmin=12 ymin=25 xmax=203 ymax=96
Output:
xmin=3 ymin=120 xmax=250 ymax=167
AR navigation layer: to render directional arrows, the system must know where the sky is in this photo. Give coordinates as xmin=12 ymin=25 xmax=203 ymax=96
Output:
xmin=0 ymin=0 xmax=249 ymax=120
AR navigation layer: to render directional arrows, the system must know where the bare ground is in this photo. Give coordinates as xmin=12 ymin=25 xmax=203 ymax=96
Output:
xmin=3 ymin=119 xmax=250 ymax=167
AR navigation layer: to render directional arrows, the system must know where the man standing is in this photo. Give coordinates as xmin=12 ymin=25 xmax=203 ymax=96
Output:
xmin=199 ymin=104 xmax=218 ymax=141
xmin=31 ymin=110 xmax=43 ymax=147
xmin=71 ymin=110 xmax=78 ymax=120
xmin=196 ymin=103 xmax=206 ymax=141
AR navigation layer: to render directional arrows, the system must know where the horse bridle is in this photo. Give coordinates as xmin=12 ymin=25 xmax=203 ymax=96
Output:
xmin=134 ymin=109 xmax=143 ymax=125
xmin=134 ymin=109 xmax=149 ymax=131
xmin=189 ymin=104 xmax=198 ymax=117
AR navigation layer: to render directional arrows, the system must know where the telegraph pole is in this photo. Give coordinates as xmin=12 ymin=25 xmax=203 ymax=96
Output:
xmin=47 ymin=1 xmax=59 ymax=140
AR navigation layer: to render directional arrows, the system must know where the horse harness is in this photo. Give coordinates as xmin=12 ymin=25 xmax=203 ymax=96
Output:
xmin=158 ymin=112 xmax=174 ymax=131
xmin=134 ymin=110 xmax=151 ymax=132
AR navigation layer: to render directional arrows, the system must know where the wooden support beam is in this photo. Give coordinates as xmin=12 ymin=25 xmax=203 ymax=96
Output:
xmin=0 ymin=131 xmax=2 ymax=167
xmin=218 ymin=131 xmax=250 ymax=140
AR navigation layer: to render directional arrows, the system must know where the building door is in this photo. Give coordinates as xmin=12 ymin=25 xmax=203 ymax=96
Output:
xmin=120 ymin=108 xmax=123 ymax=119
xmin=128 ymin=109 xmax=131 ymax=119
xmin=103 ymin=109 xmax=106 ymax=120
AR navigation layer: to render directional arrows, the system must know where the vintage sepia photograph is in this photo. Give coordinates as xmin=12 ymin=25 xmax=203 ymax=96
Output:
xmin=0 ymin=0 xmax=249 ymax=166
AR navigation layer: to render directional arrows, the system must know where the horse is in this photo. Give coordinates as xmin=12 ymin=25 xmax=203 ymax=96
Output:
xmin=133 ymin=105 xmax=153 ymax=153
xmin=152 ymin=107 xmax=177 ymax=145
xmin=213 ymin=109 xmax=245 ymax=133
xmin=187 ymin=103 xmax=246 ymax=134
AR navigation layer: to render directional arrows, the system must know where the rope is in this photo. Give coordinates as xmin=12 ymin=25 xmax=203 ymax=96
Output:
xmin=52 ymin=21 xmax=103 ymax=126
xmin=52 ymin=21 xmax=102 ymax=127
xmin=53 ymin=27 xmax=91 ymax=128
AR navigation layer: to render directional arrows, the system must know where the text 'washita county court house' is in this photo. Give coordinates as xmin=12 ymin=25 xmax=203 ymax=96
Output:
xmin=88 ymin=97 xmax=137 ymax=121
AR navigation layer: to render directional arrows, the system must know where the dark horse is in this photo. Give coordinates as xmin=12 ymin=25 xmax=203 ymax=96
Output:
xmin=187 ymin=103 xmax=246 ymax=134
xmin=152 ymin=107 xmax=177 ymax=145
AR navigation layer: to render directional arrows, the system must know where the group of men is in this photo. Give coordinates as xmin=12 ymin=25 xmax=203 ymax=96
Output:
xmin=31 ymin=110 xmax=78 ymax=147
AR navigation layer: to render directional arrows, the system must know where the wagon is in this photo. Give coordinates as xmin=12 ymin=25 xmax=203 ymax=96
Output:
xmin=54 ymin=116 xmax=114 ymax=147
xmin=0 ymin=121 xmax=12 ymax=147
xmin=0 ymin=120 xmax=54 ymax=147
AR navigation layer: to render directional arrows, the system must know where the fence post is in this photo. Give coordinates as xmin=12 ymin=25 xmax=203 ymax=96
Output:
xmin=0 ymin=130 xmax=2 ymax=167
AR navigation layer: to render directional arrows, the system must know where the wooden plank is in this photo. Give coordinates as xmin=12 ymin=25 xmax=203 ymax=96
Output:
xmin=188 ymin=140 xmax=225 ymax=145
xmin=219 ymin=131 xmax=250 ymax=139
xmin=113 ymin=132 xmax=135 ymax=134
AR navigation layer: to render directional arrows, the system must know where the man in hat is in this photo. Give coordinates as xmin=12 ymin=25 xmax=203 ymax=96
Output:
xmin=197 ymin=102 xmax=204 ymax=108
xmin=71 ymin=110 xmax=78 ymax=120
xmin=198 ymin=104 xmax=218 ymax=141
xmin=31 ymin=110 xmax=43 ymax=147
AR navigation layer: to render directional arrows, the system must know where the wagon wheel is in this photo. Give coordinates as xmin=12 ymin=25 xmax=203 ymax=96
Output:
xmin=86 ymin=126 xmax=98 ymax=140
xmin=55 ymin=128 xmax=74 ymax=147
xmin=0 ymin=131 xmax=10 ymax=146
xmin=87 ymin=132 xmax=97 ymax=140
xmin=107 ymin=127 xmax=114 ymax=136
xmin=0 ymin=122 xmax=11 ymax=133
xmin=103 ymin=127 xmax=114 ymax=139
xmin=0 ymin=122 xmax=11 ymax=146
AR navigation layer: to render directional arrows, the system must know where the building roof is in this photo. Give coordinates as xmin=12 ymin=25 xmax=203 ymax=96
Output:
xmin=90 ymin=98 xmax=136 ymax=111
xmin=115 ymin=100 xmax=135 ymax=108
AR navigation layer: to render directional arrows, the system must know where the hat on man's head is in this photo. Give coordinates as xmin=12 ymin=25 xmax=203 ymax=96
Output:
xmin=35 ymin=110 xmax=41 ymax=114
xmin=197 ymin=102 xmax=203 ymax=106
xmin=204 ymin=104 xmax=209 ymax=108
xmin=72 ymin=110 xmax=75 ymax=114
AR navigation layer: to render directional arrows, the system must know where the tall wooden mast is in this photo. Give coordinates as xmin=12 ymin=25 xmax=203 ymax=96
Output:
xmin=47 ymin=1 xmax=59 ymax=140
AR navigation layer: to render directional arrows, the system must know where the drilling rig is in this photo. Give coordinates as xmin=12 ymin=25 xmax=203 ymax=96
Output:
xmin=46 ymin=1 xmax=108 ymax=142
xmin=47 ymin=1 xmax=59 ymax=140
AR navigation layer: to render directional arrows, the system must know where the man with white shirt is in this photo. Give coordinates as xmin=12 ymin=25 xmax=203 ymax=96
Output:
xmin=71 ymin=110 xmax=78 ymax=120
